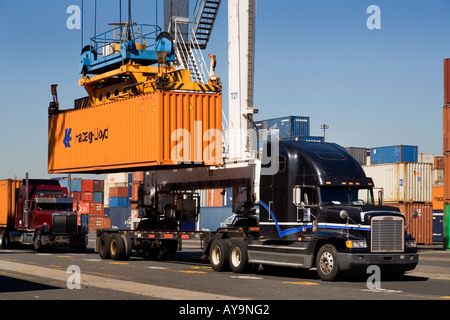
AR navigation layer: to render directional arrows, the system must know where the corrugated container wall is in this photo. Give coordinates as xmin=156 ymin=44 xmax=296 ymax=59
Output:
xmin=444 ymin=58 xmax=450 ymax=105
xmin=444 ymin=156 xmax=450 ymax=201
xmin=444 ymin=106 xmax=450 ymax=154
xmin=370 ymin=145 xmax=418 ymax=165
xmin=259 ymin=116 xmax=310 ymax=140
xmin=434 ymin=156 xmax=444 ymax=170
xmin=418 ymin=153 xmax=434 ymax=166
xmin=0 ymin=180 xmax=22 ymax=228
xmin=345 ymin=147 xmax=368 ymax=166
xmin=433 ymin=211 xmax=444 ymax=243
xmin=58 ymin=178 xmax=82 ymax=192
xmin=362 ymin=163 xmax=432 ymax=203
xmin=48 ymin=91 xmax=222 ymax=174
xmin=444 ymin=203 xmax=450 ymax=250
xmin=433 ymin=186 xmax=444 ymax=210
xmin=386 ymin=203 xmax=433 ymax=244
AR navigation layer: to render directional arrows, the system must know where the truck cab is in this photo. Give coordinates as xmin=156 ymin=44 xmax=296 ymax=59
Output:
xmin=205 ymin=141 xmax=419 ymax=280
xmin=11 ymin=179 xmax=87 ymax=252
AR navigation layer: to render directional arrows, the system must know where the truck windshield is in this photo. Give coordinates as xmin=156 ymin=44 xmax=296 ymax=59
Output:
xmin=320 ymin=187 xmax=374 ymax=206
xmin=36 ymin=203 xmax=73 ymax=211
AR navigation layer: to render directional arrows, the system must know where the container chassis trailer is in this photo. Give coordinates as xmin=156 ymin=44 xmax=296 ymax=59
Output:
xmin=95 ymin=141 xmax=419 ymax=281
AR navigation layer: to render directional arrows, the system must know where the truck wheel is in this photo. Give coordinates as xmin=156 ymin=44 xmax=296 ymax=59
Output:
xmin=110 ymin=233 xmax=126 ymax=260
xmin=316 ymin=244 xmax=341 ymax=281
xmin=229 ymin=240 xmax=251 ymax=273
xmin=163 ymin=240 xmax=178 ymax=259
xmin=0 ymin=230 xmax=10 ymax=249
xmin=99 ymin=233 xmax=112 ymax=259
xmin=209 ymin=239 xmax=230 ymax=272
xmin=121 ymin=233 xmax=133 ymax=260
xmin=33 ymin=230 xmax=46 ymax=253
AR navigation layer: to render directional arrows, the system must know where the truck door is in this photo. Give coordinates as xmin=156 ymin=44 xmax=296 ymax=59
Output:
xmin=23 ymin=200 xmax=35 ymax=229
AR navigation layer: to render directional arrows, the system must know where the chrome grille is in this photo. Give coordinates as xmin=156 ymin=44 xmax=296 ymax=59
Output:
xmin=371 ymin=216 xmax=404 ymax=252
xmin=53 ymin=213 xmax=78 ymax=234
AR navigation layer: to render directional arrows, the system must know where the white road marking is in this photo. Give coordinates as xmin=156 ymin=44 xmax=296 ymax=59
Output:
xmin=0 ymin=259 xmax=243 ymax=300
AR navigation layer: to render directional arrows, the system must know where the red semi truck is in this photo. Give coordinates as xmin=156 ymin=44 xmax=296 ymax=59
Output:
xmin=0 ymin=176 xmax=88 ymax=252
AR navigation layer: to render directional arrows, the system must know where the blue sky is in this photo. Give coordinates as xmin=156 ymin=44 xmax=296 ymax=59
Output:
xmin=0 ymin=0 xmax=449 ymax=179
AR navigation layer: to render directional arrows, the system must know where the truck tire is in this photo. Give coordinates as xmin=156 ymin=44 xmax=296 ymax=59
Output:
xmin=99 ymin=232 xmax=112 ymax=259
xmin=33 ymin=230 xmax=47 ymax=253
xmin=121 ymin=233 xmax=133 ymax=260
xmin=0 ymin=230 xmax=10 ymax=249
xmin=209 ymin=239 xmax=230 ymax=272
xmin=110 ymin=233 xmax=126 ymax=260
xmin=229 ymin=240 xmax=251 ymax=273
xmin=163 ymin=240 xmax=178 ymax=259
xmin=316 ymin=244 xmax=341 ymax=281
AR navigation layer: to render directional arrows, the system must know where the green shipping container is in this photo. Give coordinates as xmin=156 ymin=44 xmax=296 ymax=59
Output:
xmin=444 ymin=203 xmax=450 ymax=250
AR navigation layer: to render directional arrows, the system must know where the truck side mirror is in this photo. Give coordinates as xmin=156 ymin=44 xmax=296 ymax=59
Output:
xmin=378 ymin=190 xmax=383 ymax=206
xmin=411 ymin=211 xmax=419 ymax=219
xmin=293 ymin=187 xmax=302 ymax=206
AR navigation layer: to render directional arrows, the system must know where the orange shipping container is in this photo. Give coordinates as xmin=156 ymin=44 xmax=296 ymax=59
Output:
xmin=72 ymin=191 xmax=82 ymax=201
xmin=207 ymin=189 xmax=224 ymax=207
xmin=433 ymin=186 xmax=444 ymax=210
xmin=131 ymin=183 xmax=140 ymax=201
xmin=109 ymin=187 xmax=128 ymax=198
xmin=132 ymin=172 xmax=144 ymax=183
xmin=89 ymin=216 xmax=110 ymax=231
xmin=48 ymin=90 xmax=222 ymax=174
xmin=434 ymin=156 xmax=444 ymax=170
xmin=386 ymin=203 xmax=433 ymax=245
xmin=0 ymin=179 xmax=22 ymax=228
xmin=82 ymin=180 xmax=94 ymax=192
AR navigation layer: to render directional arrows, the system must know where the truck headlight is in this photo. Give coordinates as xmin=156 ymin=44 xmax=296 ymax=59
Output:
xmin=405 ymin=240 xmax=416 ymax=248
xmin=42 ymin=224 xmax=50 ymax=234
xmin=346 ymin=240 xmax=367 ymax=249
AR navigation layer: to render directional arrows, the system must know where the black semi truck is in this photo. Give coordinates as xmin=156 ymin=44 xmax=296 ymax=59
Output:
xmin=96 ymin=141 xmax=419 ymax=281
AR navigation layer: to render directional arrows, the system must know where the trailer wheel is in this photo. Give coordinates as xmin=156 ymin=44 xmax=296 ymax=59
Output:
xmin=163 ymin=240 xmax=178 ymax=259
xmin=110 ymin=233 xmax=126 ymax=260
xmin=121 ymin=233 xmax=133 ymax=260
xmin=316 ymin=244 xmax=341 ymax=281
xmin=209 ymin=239 xmax=230 ymax=272
xmin=99 ymin=232 xmax=112 ymax=259
xmin=229 ymin=240 xmax=251 ymax=273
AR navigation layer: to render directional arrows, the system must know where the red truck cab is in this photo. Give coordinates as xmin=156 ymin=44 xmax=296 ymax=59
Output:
xmin=7 ymin=179 xmax=87 ymax=252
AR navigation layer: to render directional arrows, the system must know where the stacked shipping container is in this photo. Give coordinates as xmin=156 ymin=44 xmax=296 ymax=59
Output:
xmin=432 ymin=186 xmax=444 ymax=243
xmin=105 ymin=173 xmax=131 ymax=230
xmin=362 ymin=162 xmax=433 ymax=244
xmin=443 ymin=58 xmax=450 ymax=250
xmin=55 ymin=177 xmax=109 ymax=230
xmin=370 ymin=145 xmax=418 ymax=165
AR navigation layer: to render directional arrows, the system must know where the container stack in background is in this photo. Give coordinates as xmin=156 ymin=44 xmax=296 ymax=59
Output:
xmin=80 ymin=179 xmax=108 ymax=231
xmin=254 ymin=116 xmax=324 ymax=151
xmin=105 ymin=173 xmax=132 ymax=230
xmin=362 ymin=146 xmax=435 ymax=245
xmin=54 ymin=177 xmax=109 ymax=231
xmin=199 ymin=188 xmax=234 ymax=232
xmin=130 ymin=172 xmax=144 ymax=230
xmin=443 ymin=58 xmax=450 ymax=250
